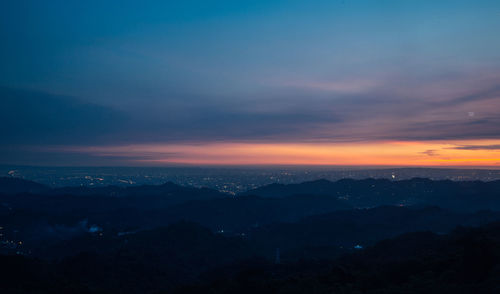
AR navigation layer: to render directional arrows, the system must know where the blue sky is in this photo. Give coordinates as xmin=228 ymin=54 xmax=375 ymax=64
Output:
xmin=1 ymin=1 xmax=500 ymax=165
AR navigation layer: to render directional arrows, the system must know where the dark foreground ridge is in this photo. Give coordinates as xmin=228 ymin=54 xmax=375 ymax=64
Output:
xmin=1 ymin=177 xmax=500 ymax=293
xmin=2 ymin=221 xmax=500 ymax=293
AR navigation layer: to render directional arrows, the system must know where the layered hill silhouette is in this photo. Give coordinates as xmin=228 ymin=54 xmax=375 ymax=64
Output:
xmin=2 ymin=176 xmax=500 ymax=293
xmin=242 ymin=178 xmax=500 ymax=211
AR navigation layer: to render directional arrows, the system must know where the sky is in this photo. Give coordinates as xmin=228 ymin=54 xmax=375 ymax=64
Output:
xmin=1 ymin=0 xmax=500 ymax=167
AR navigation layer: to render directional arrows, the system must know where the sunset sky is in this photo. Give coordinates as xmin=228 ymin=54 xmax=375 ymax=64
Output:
xmin=2 ymin=0 xmax=500 ymax=167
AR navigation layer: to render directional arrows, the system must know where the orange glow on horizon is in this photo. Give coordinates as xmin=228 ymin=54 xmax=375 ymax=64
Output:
xmin=58 ymin=140 xmax=500 ymax=167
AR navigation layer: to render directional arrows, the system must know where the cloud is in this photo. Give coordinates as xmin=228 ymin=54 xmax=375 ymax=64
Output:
xmin=281 ymin=78 xmax=380 ymax=94
xmin=4 ymin=73 xmax=500 ymax=149
xmin=386 ymin=117 xmax=500 ymax=142
xmin=0 ymin=87 xmax=128 ymax=145
xmin=451 ymin=144 xmax=500 ymax=150
xmin=451 ymin=85 xmax=500 ymax=104
xmin=421 ymin=149 xmax=438 ymax=156
xmin=3 ymin=67 xmax=500 ymax=166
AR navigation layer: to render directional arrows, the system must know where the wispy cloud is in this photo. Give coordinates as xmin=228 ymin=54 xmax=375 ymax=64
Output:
xmin=282 ymin=78 xmax=380 ymax=94
xmin=450 ymin=144 xmax=500 ymax=150
xmin=421 ymin=149 xmax=439 ymax=156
